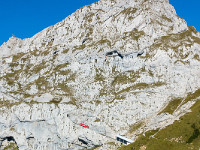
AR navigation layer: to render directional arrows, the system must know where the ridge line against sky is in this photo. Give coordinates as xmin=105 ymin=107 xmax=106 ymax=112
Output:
xmin=0 ymin=0 xmax=199 ymax=46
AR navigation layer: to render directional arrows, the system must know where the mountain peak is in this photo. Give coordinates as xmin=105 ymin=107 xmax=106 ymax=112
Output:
xmin=0 ymin=1 xmax=200 ymax=150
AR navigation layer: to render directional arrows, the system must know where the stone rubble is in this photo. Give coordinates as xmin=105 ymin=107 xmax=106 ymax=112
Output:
xmin=0 ymin=0 xmax=200 ymax=149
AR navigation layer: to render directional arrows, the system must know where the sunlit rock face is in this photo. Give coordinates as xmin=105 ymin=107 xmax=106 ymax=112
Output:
xmin=0 ymin=0 xmax=200 ymax=149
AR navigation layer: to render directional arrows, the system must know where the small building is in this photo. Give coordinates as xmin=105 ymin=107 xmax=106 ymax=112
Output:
xmin=116 ymin=135 xmax=134 ymax=145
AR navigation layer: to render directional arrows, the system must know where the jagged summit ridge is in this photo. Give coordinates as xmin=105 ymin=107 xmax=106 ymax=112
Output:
xmin=0 ymin=0 xmax=200 ymax=150
xmin=0 ymin=0 xmax=187 ymax=58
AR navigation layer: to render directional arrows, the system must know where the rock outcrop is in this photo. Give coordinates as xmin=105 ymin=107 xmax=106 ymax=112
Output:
xmin=0 ymin=0 xmax=200 ymax=149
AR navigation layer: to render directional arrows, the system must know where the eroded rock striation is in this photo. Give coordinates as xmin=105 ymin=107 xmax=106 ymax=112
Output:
xmin=0 ymin=0 xmax=200 ymax=149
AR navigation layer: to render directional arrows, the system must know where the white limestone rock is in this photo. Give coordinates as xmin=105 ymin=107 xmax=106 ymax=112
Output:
xmin=0 ymin=0 xmax=200 ymax=149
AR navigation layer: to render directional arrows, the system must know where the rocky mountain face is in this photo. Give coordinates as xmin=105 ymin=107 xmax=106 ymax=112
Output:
xmin=0 ymin=0 xmax=200 ymax=149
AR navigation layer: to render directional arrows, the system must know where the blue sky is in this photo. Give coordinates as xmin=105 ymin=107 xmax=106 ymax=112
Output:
xmin=0 ymin=0 xmax=199 ymax=46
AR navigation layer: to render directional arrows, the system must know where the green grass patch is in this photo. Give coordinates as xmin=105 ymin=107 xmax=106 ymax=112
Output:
xmin=84 ymin=12 xmax=95 ymax=23
xmin=54 ymin=63 xmax=70 ymax=71
xmin=112 ymin=7 xmax=137 ymax=21
xmin=129 ymin=121 xmax=144 ymax=133
xmin=40 ymin=50 xmax=49 ymax=56
xmin=95 ymin=100 xmax=101 ymax=105
xmin=128 ymin=16 xmax=134 ymax=20
xmin=63 ymin=48 xmax=69 ymax=54
xmin=161 ymin=15 xmax=172 ymax=22
xmin=119 ymin=97 xmax=200 ymax=150
xmin=30 ymin=49 xmax=41 ymax=57
xmin=72 ymin=44 xmax=86 ymax=52
xmin=57 ymin=82 xmax=72 ymax=95
xmin=0 ymin=100 xmax=21 ymax=108
xmin=65 ymin=99 xmax=77 ymax=106
xmin=123 ymin=29 xmax=145 ymax=41
xmin=111 ymin=71 xmax=139 ymax=86
xmin=95 ymin=39 xmax=111 ymax=47
xmin=31 ymin=63 xmax=46 ymax=74
xmin=149 ymin=26 xmax=200 ymax=59
xmin=121 ymin=7 xmax=137 ymax=15
xmin=12 ymin=52 xmax=26 ymax=62
xmin=107 ymin=142 xmax=116 ymax=145
xmin=181 ymin=89 xmax=200 ymax=106
xmin=114 ymin=94 xmax=126 ymax=101
xmin=159 ymin=89 xmax=200 ymax=115
xmin=48 ymin=98 xmax=62 ymax=105
xmin=84 ymin=145 xmax=101 ymax=150
xmin=194 ymin=54 xmax=200 ymax=61
xmin=34 ymin=76 xmax=49 ymax=91
xmin=116 ymin=82 xmax=165 ymax=95
xmin=94 ymin=118 xmax=101 ymax=122
xmin=158 ymin=98 xmax=182 ymax=115
xmin=2 ymin=68 xmax=23 ymax=85
xmin=3 ymin=142 xmax=18 ymax=150
xmin=9 ymin=63 xmax=19 ymax=68
xmin=95 ymin=68 xmax=105 ymax=82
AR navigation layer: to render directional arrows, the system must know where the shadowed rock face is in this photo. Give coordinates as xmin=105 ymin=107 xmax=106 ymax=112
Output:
xmin=0 ymin=136 xmax=18 ymax=149
xmin=0 ymin=0 xmax=200 ymax=149
xmin=106 ymin=50 xmax=124 ymax=59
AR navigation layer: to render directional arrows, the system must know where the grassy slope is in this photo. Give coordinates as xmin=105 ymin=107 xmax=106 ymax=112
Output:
xmin=159 ymin=89 xmax=200 ymax=115
xmin=3 ymin=143 xmax=18 ymax=150
xmin=119 ymin=90 xmax=200 ymax=150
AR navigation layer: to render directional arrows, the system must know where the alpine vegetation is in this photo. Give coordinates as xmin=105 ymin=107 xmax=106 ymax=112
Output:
xmin=0 ymin=0 xmax=200 ymax=149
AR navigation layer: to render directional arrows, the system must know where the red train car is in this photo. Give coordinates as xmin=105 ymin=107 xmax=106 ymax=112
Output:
xmin=80 ymin=123 xmax=89 ymax=128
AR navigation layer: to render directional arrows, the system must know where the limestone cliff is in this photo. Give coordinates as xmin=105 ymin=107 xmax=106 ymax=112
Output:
xmin=0 ymin=0 xmax=200 ymax=149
